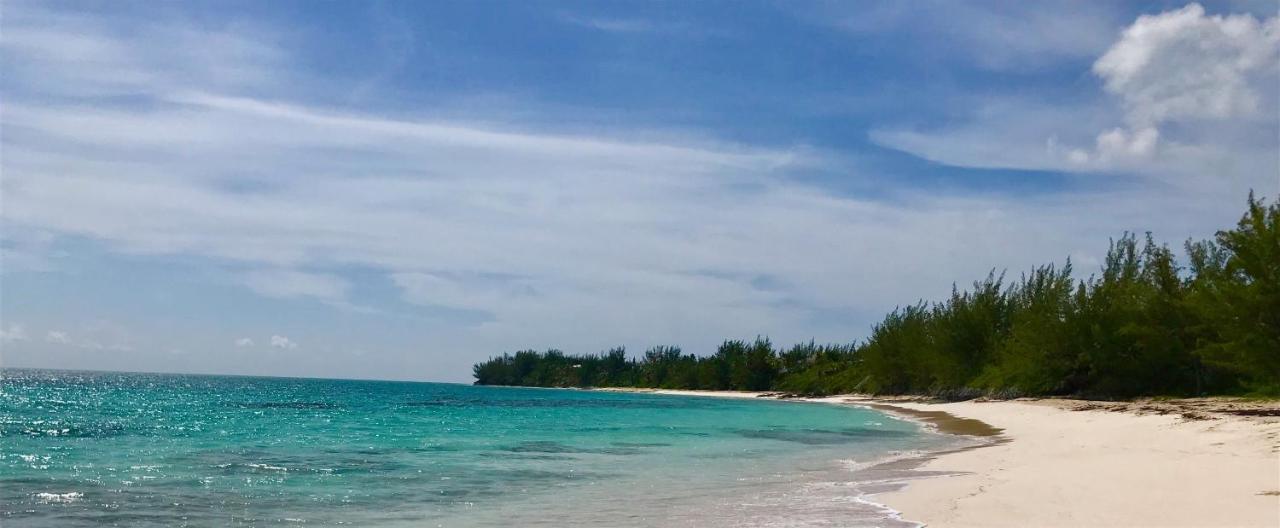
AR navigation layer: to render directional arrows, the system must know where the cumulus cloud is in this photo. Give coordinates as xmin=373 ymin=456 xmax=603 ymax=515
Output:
xmin=872 ymin=3 xmax=1277 ymax=190
xmin=270 ymin=335 xmax=298 ymax=350
xmin=0 ymin=324 xmax=30 ymax=343
xmin=1065 ymin=3 xmax=1280 ymax=165
xmin=1090 ymin=126 xmax=1160 ymax=163
xmin=235 ymin=337 xmax=255 ymax=347
xmin=1094 ymin=4 xmax=1279 ymax=125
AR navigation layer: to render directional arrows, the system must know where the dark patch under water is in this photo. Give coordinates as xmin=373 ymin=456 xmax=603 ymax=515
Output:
xmin=503 ymin=440 xmax=646 ymax=455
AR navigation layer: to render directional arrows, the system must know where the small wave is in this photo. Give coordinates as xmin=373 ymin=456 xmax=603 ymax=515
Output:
xmin=40 ymin=399 xmax=77 ymax=406
xmin=851 ymin=492 xmax=922 ymax=528
xmin=34 ymin=492 xmax=83 ymax=504
xmin=838 ymin=450 xmax=930 ymax=472
xmin=246 ymin=463 xmax=289 ymax=472
xmin=232 ymin=402 xmax=341 ymax=410
xmin=7 ymin=421 xmax=127 ymax=438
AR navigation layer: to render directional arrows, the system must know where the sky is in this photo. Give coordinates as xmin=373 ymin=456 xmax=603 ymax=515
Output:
xmin=1 ymin=1 xmax=1277 ymax=382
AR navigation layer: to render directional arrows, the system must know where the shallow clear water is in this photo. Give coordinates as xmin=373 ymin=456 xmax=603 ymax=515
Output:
xmin=1 ymin=369 xmax=958 ymax=527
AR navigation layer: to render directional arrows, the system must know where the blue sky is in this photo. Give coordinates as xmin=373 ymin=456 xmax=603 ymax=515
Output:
xmin=2 ymin=1 xmax=1277 ymax=381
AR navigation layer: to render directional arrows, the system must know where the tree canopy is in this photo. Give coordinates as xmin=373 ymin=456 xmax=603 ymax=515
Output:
xmin=474 ymin=195 xmax=1280 ymax=399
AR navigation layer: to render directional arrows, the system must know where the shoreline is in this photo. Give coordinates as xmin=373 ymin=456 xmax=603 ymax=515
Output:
xmin=867 ymin=397 xmax=1280 ymax=528
xmin=598 ymin=388 xmax=1280 ymax=527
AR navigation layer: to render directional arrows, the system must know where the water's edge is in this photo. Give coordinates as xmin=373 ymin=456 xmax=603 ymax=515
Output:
xmin=592 ymin=389 xmax=1008 ymax=528
xmin=3 ymin=370 xmax=998 ymax=527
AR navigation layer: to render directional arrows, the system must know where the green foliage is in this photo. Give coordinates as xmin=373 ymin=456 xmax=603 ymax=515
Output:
xmin=975 ymin=262 xmax=1078 ymax=395
xmin=1184 ymin=193 xmax=1280 ymax=393
xmin=474 ymin=195 xmax=1280 ymax=399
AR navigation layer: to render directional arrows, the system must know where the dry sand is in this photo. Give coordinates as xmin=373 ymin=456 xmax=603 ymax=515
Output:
xmin=606 ymin=388 xmax=1280 ymax=527
xmin=861 ymin=397 xmax=1280 ymax=528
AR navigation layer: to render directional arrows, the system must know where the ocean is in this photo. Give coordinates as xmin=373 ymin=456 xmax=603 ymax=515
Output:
xmin=0 ymin=369 xmax=964 ymax=527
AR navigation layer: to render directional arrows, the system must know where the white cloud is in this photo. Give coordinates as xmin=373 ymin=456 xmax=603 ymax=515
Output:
xmin=1065 ymin=3 xmax=1280 ymax=165
xmin=270 ymin=335 xmax=298 ymax=350
xmin=871 ymin=98 xmax=1114 ymax=172
xmin=77 ymin=340 xmax=132 ymax=351
xmin=1 ymin=2 xmax=1273 ymax=378
xmin=1090 ymin=126 xmax=1160 ymax=163
xmin=31 ymin=323 xmax=135 ymax=351
xmin=0 ymin=3 xmax=285 ymax=98
xmin=235 ymin=337 xmax=255 ymax=347
xmin=1094 ymin=4 xmax=1279 ymax=126
xmin=242 ymin=270 xmax=350 ymax=301
xmin=556 ymin=12 xmax=726 ymax=37
xmin=871 ymin=3 xmax=1278 ymax=192
xmin=391 ymin=272 xmax=539 ymax=312
xmin=813 ymin=2 xmax=1124 ymax=71
xmin=45 ymin=331 xmax=71 ymax=345
xmin=559 ymin=14 xmax=660 ymax=33
xmin=0 ymin=324 xmax=30 ymax=343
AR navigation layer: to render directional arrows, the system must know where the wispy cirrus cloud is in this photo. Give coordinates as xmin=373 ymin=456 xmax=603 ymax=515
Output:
xmin=556 ymin=11 xmax=727 ymax=37
xmin=559 ymin=14 xmax=661 ymax=33
xmin=242 ymin=270 xmax=350 ymax=302
xmin=1 ymin=2 xmax=286 ymax=99
xmin=2 ymin=2 xmax=1274 ymax=380
xmin=804 ymin=1 xmax=1126 ymax=71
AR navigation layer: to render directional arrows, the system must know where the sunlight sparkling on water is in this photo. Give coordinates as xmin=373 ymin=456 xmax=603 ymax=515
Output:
xmin=1 ymin=370 xmax=961 ymax=527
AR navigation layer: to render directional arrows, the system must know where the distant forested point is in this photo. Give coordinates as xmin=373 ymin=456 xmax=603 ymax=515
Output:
xmin=473 ymin=194 xmax=1280 ymax=399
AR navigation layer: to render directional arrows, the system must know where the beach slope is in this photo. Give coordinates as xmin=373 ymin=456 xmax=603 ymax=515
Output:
xmin=600 ymin=389 xmax=1279 ymax=527
xmin=864 ymin=398 xmax=1280 ymax=528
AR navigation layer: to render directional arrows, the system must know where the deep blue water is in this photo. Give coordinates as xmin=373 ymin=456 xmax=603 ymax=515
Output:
xmin=0 ymin=369 xmax=955 ymax=527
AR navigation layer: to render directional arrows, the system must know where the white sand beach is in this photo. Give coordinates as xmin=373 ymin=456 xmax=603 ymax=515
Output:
xmin=865 ymin=398 xmax=1280 ymax=528
xmin=612 ymin=389 xmax=1280 ymax=527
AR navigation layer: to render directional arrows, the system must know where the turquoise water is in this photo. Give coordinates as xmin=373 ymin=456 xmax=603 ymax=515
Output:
xmin=1 ymin=370 xmax=956 ymax=527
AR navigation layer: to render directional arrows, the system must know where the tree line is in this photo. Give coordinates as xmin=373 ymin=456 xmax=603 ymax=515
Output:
xmin=473 ymin=195 xmax=1279 ymax=399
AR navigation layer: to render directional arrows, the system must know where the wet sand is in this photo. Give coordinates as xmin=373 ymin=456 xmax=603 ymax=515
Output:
xmin=859 ymin=402 xmax=1003 ymax=437
xmin=605 ymin=388 xmax=1280 ymax=527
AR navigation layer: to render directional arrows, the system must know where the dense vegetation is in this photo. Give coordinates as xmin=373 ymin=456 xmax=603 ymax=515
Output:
xmin=473 ymin=195 xmax=1280 ymax=399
